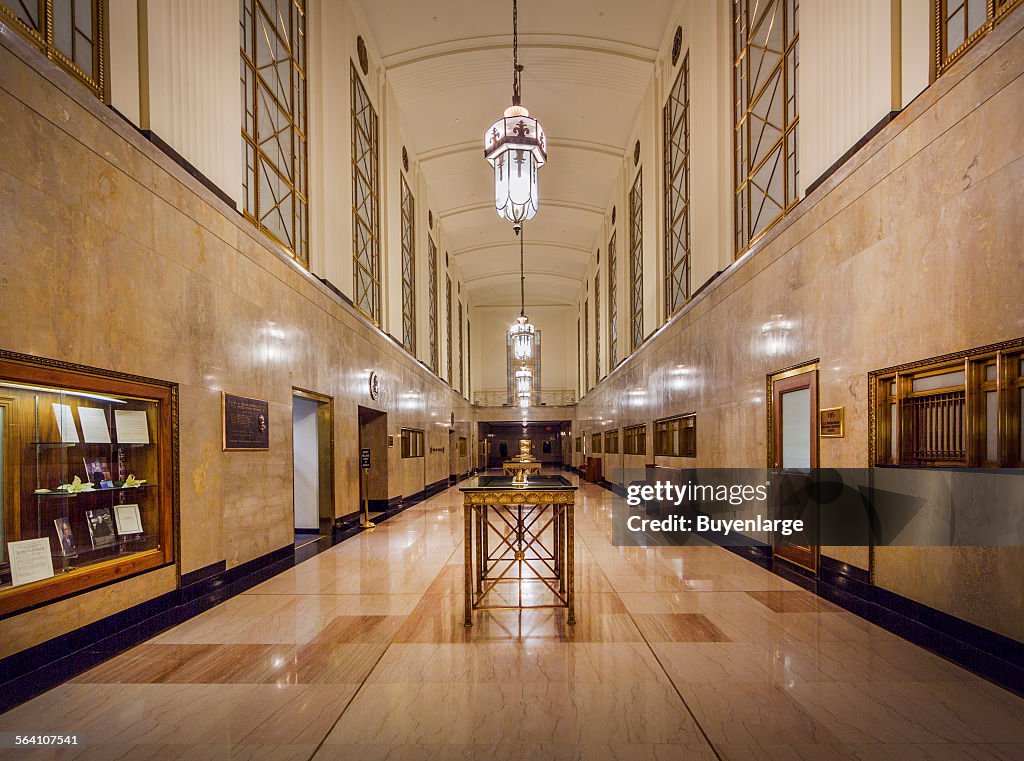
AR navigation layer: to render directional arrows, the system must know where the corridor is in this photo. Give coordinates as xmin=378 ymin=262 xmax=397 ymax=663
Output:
xmin=2 ymin=474 xmax=1021 ymax=761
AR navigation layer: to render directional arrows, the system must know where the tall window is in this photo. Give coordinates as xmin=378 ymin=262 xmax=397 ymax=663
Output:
xmin=351 ymin=64 xmax=380 ymax=323
xmin=241 ymin=0 xmax=309 ymax=265
xmin=446 ymin=274 xmax=453 ymax=383
xmin=664 ymin=53 xmax=691 ymax=317
xmin=577 ymin=318 xmax=581 ymax=396
xmin=400 ymin=176 xmax=416 ymax=354
xmin=608 ymin=231 xmax=617 ymax=367
xmin=936 ymin=0 xmax=1021 ymax=75
xmin=458 ymin=300 xmax=464 ymax=393
xmin=733 ymin=0 xmax=799 ymax=255
xmin=594 ymin=270 xmax=601 ymax=382
xmin=428 ymin=238 xmax=438 ymax=373
xmin=629 ymin=172 xmax=644 ymax=352
xmin=584 ymin=299 xmax=590 ymax=392
xmin=1 ymin=0 xmax=105 ymax=97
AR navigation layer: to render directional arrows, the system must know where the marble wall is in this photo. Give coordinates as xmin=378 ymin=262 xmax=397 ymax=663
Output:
xmin=0 ymin=30 xmax=474 ymax=655
xmin=575 ymin=11 xmax=1024 ymax=642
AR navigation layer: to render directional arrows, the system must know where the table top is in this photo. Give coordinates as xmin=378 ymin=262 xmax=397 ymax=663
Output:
xmin=459 ymin=475 xmax=577 ymax=492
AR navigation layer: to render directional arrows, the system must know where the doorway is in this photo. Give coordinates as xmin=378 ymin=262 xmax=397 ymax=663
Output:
xmin=768 ymin=363 xmax=819 ymax=572
xmin=292 ymin=390 xmax=334 ymax=544
xmin=357 ymin=406 xmax=388 ymax=517
xmin=448 ymin=428 xmax=458 ymax=483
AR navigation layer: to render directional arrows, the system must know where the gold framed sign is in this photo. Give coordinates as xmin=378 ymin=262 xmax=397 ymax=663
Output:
xmin=819 ymin=406 xmax=845 ymax=438
xmin=223 ymin=393 xmax=270 ymax=450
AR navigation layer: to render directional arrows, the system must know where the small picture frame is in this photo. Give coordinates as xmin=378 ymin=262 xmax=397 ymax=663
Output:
xmin=54 ymin=517 xmax=77 ymax=556
xmin=113 ymin=504 xmax=144 ymax=535
xmin=85 ymin=508 xmax=117 ymax=548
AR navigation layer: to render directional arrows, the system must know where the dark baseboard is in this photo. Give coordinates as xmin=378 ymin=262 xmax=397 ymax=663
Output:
xmin=139 ymin=129 xmax=236 ymax=209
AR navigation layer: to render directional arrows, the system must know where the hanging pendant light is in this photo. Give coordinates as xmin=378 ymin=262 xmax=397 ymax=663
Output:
xmin=509 ymin=230 xmax=535 ymax=361
xmin=515 ymin=365 xmax=533 ymax=397
xmin=484 ymin=0 xmax=546 ymax=233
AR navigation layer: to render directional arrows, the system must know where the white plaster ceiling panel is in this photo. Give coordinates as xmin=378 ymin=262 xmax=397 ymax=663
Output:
xmin=354 ymin=0 xmax=676 ymax=307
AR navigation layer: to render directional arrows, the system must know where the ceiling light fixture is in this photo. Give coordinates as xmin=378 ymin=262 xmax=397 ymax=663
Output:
xmin=484 ymin=0 xmax=546 ymax=234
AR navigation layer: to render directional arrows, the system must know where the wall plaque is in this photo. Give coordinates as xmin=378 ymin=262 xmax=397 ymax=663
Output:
xmin=223 ymin=393 xmax=270 ymax=450
xmin=819 ymin=407 xmax=845 ymax=438
xmin=368 ymin=371 xmax=381 ymax=400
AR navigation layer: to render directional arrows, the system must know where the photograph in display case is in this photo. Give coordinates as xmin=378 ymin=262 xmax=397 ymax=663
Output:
xmin=53 ymin=517 xmax=77 ymax=556
xmin=113 ymin=504 xmax=144 ymax=535
xmin=85 ymin=509 xmax=116 ymax=549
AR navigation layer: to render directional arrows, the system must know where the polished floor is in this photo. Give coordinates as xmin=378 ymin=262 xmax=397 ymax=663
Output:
xmin=1 ymin=474 xmax=1023 ymax=760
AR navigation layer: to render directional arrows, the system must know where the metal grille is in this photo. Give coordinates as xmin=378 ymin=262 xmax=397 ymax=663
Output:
xmin=584 ymin=299 xmax=590 ymax=392
xmin=351 ymin=63 xmax=380 ymax=323
xmin=629 ymin=173 xmax=644 ymax=352
xmin=733 ymin=0 xmax=799 ymax=255
xmin=1 ymin=0 xmax=105 ymax=97
xmin=458 ymin=300 xmax=464 ymax=393
xmin=608 ymin=231 xmax=617 ymax=368
xmin=428 ymin=238 xmax=438 ymax=373
xmin=664 ymin=53 xmax=691 ymax=317
xmin=400 ymin=176 xmax=416 ymax=354
xmin=446 ymin=274 xmax=453 ymax=383
xmin=241 ymin=0 xmax=308 ymax=265
xmin=594 ymin=271 xmax=601 ymax=381
xmin=902 ymin=391 xmax=966 ymax=464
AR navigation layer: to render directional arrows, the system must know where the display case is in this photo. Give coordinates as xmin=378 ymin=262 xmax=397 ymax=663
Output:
xmin=0 ymin=353 xmax=175 ymax=616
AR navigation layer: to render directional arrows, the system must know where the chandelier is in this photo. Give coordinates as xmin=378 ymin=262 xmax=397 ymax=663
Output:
xmin=515 ymin=366 xmax=533 ymax=397
xmin=484 ymin=0 xmax=546 ymax=233
xmin=509 ymin=230 xmax=535 ymax=360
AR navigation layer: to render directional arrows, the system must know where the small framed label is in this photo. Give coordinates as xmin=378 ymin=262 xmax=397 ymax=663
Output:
xmin=360 ymin=448 xmax=371 ymax=469
xmin=223 ymin=393 xmax=270 ymax=451
xmin=114 ymin=504 xmax=144 ymax=535
xmin=819 ymin=407 xmax=845 ymax=438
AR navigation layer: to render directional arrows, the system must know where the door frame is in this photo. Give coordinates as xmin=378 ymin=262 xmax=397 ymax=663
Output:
xmin=292 ymin=388 xmax=335 ymax=533
xmin=767 ymin=361 xmax=819 ymax=572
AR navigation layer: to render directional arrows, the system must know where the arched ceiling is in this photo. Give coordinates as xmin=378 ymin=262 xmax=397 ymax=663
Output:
xmin=357 ymin=0 xmax=676 ymax=306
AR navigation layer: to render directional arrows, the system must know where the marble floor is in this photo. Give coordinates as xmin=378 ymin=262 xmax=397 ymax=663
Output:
xmin=2 ymin=474 xmax=1023 ymax=761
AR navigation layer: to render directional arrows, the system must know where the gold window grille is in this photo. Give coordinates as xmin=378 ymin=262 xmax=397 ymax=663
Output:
xmin=446 ymin=275 xmax=453 ymax=384
xmin=624 ymin=424 xmax=647 ymax=456
xmin=733 ymin=0 xmax=799 ymax=256
xmin=400 ymin=176 xmax=416 ymax=354
xmin=935 ymin=0 xmax=1023 ymax=77
xmin=428 ymin=237 xmax=438 ymax=373
xmin=401 ymin=428 xmax=424 ymax=458
xmin=458 ymin=300 xmax=464 ymax=393
xmin=608 ymin=231 xmax=618 ymax=368
xmin=591 ymin=433 xmax=602 ymax=454
xmin=664 ymin=52 xmax=691 ymax=318
xmin=655 ymin=414 xmax=697 ymax=457
xmin=584 ymin=299 xmax=590 ymax=392
xmin=1 ymin=0 xmax=105 ymax=98
xmin=870 ymin=338 xmax=1024 ymax=467
xmin=629 ymin=172 xmax=644 ymax=351
xmin=351 ymin=63 xmax=380 ymax=323
xmin=605 ymin=429 xmax=620 ymax=454
xmin=241 ymin=0 xmax=308 ymax=265
xmin=594 ymin=271 xmax=601 ymax=382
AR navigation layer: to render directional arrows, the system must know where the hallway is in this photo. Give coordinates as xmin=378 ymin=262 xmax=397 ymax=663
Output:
xmin=1 ymin=475 xmax=1021 ymax=761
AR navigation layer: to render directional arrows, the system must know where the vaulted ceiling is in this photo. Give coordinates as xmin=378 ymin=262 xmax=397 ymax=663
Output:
xmin=358 ymin=0 xmax=676 ymax=306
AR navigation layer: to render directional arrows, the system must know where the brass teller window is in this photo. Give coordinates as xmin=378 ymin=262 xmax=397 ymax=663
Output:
xmin=935 ymin=0 xmax=1023 ymax=77
xmin=871 ymin=339 xmax=1024 ymax=467
xmin=1 ymin=0 xmax=105 ymax=98
xmin=591 ymin=433 xmax=602 ymax=454
xmin=655 ymin=414 xmax=696 ymax=457
xmin=624 ymin=424 xmax=646 ymax=456
xmin=604 ymin=429 xmax=619 ymax=454
xmin=400 ymin=428 xmax=424 ymax=458
xmin=0 ymin=353 xmax=175 ymax=617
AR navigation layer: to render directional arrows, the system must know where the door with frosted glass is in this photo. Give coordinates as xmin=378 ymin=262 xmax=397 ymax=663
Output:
xmin=770 ymin=367 xmax=818 ymax=571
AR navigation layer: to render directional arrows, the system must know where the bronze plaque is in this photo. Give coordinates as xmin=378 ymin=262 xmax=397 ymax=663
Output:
xmin=819 ymin=407 xmax=845 ymax=438
xmin=223 ymin=393 xmax=270 ymax=450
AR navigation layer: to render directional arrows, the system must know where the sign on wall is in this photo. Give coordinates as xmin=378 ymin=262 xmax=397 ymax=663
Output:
xmin=223 ymin=393 xmax=270 ymax=450
xmin=819 ymin=407 xmax=845 ymax=438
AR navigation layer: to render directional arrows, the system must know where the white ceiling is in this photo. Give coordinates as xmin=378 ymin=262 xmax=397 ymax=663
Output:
xmin=358 ymin=0 xmax=676 ymax=306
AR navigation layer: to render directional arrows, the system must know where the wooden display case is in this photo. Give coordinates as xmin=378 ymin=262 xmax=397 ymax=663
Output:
xmin=0 ymin=352 xmax=176 ymax=616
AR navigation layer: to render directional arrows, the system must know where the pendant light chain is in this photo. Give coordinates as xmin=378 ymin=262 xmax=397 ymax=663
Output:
xmin=519 ymin=229 xmax=526 ymax=318
xmin=512 ymin=0 xmax=522 ymax=105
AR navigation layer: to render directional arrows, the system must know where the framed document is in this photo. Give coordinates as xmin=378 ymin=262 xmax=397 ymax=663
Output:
xmin=8 ymin=538 xmax=55 ymax=587
xmin=222 ymin=393 xmax=270 ymax=451
xmin=114 ymin=504 xmax=144 ymax=535
xmin=78 ymin=406 xmax=111 ymax=443
xmin=114 ymin=409 xmax=151 ymax=444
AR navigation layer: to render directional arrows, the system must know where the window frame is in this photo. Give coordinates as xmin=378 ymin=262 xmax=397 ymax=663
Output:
xmin=400 ymin=175 xmax=416 ymax=354
xmin=654 ymin=414 xmax=697 ymax=458
xmin=351 ymin=62 xmax=381 ymax=323
xmin=663 ymin=52 xmax=691 ymax=318
xmin=400 ymin=428 xmax=424 ymax=459
xmin=623 ymin=424 xmax=647 ymax=456
xmin=604 ymin=429 xmax=620 ymax=455
xmin=629 ymin=172 xmax=644 ymax=352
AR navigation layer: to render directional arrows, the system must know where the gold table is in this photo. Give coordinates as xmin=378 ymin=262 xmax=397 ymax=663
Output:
xmin=502 ymin=460 xmax=543 ymax=477
xmin=460 ymin=475 xmax=577 ymax=627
